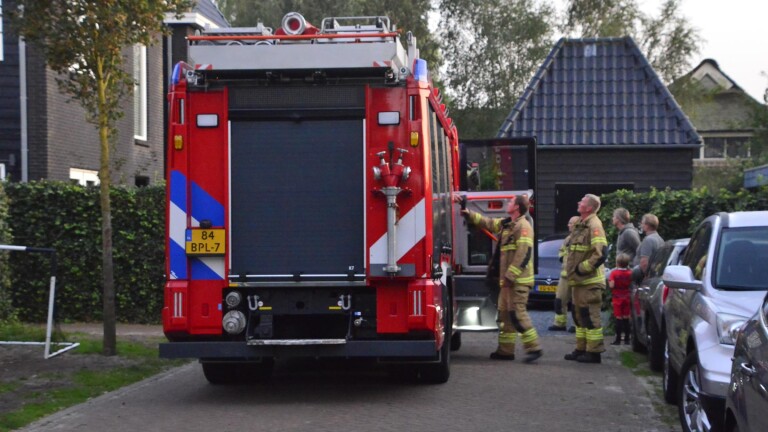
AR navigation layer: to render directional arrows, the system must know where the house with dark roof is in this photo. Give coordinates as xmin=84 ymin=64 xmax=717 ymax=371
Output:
xmin=0 ymin=0 xmax=227 ymax=184
xmin=498 ymin=37 xmax=702 ymax=236
xmin=672 ymin=59 xmax=761 ymax=165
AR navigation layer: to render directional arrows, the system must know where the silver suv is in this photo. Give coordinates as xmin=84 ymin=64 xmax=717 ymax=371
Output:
xmin=662 ymin=211 xmax=768 ymax=432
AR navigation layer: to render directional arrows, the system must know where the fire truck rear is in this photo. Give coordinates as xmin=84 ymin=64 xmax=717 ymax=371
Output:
xmin=159 ymin=12 xmax=459 ymax=383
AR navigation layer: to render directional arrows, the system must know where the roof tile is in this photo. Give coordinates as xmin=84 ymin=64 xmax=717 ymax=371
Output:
xmin=498 ymin=37 xmax=701 ymax=147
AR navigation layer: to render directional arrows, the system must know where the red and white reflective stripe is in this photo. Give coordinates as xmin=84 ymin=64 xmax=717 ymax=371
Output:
xmin=369 ymin=198 xmax=425 ymax=264
xmin=173 ymin=292 xmax=184 ymax=318
xmin=195 ymin=64 xmax=213 ymax=70
xmin=372 ymin=60 xmax=392 ymax=67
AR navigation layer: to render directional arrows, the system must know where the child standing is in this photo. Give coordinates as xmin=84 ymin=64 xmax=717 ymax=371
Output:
xmin=608 ymin=253 xmax=633 ymax=345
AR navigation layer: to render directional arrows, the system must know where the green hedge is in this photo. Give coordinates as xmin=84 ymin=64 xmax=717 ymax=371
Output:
xmin=3 ymin=181 xmax=165 ymax=323
xmin=596 ymin=186 xmax=768 ymax=329
xmin=598 ymin=186 xmax=768 ymax=246
xmin=0 ymin=181 xmax=13 ymax=320
xmin=2 ymin=181 xmax=767 ymax=325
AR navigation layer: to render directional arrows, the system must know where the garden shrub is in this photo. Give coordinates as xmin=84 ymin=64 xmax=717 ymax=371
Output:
xmin=4 ymin=181 xmax=164 ymax=323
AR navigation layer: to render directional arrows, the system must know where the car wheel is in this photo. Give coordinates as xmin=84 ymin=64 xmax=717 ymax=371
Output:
xmin=647 ymin=318 xmax=665 ymax=372
xmin=450 ymin=331 xmax=462 ymax=351
xmin=663 ymin=338 xmax=678 ymax=405
xmin=725 ymin=415 xmax=740 ymax=432
xmin=201 ymin=359 xmax=274 ymax=385
xmin=678 ymin=351 xmax=713 ymax=432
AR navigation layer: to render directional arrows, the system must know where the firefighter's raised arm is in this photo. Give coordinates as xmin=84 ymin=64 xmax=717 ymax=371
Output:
xmin=453 ymin=193 xmax=469 ymax=216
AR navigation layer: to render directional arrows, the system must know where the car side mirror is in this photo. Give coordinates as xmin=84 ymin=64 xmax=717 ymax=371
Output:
xmin=662 ymin=265 xmax=702 ymax=291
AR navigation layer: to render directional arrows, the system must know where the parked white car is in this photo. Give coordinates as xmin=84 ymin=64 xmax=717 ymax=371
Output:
xmin=662 ymin=211 xmax=768 ymax=432
xmin=725 ymin=291 xmax=768 ymax=432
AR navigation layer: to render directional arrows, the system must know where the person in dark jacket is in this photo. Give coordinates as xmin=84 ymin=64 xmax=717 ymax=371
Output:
xmin=612 ymin=208 xmax=640 ymax=264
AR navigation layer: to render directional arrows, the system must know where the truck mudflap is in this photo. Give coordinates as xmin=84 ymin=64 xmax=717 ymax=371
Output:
xmin=160 ymin=340 xmax=438 ymax=359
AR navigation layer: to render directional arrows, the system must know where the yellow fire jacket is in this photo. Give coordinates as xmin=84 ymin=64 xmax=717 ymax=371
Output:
xmin=565 ymin=213 xmax=607 ymax=287
xmin=469 ymin=212 xmax=534 ymax=287
xmin=559 ymin=234 xmax=571 ymax=278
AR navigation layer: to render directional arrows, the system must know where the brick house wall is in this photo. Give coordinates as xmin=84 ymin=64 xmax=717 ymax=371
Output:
xmin=25 ymin=42 xmax=165 ymax=185
xmin=0 ymin=12 xmax=21 ymax=180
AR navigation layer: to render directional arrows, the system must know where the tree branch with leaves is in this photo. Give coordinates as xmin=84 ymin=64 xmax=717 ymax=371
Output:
xmin=9 ymin=0 xmax=191 ymax=355
xmin=438 ymin=0 xmax=555 ymax=138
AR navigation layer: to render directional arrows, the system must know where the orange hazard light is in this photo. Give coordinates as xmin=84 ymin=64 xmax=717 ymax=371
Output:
xmin=174 ymin=135 xmax=183 ymax=150
xmin=410 ymin=131 xmax=419 ymax=147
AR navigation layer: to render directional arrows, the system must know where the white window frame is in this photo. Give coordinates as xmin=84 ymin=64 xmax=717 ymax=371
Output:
xmin=133 ymin=44 xmax=147 ymax=141
xmin=69 ymin=168 xmax=100 ymax=186
xmin=698 ymin=133 xmax=752 ymax=160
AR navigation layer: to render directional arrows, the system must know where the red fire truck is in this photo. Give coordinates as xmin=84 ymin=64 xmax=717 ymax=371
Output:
xmin=159 ymin=12 xmax=461 ymax=383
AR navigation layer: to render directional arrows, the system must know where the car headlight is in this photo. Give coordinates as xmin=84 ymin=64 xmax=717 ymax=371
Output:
xmin=716 ymin=313 xmax=747 ymax=345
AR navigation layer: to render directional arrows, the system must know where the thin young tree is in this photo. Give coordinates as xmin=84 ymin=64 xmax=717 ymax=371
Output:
xmin=438 ymin=0 xmax=556 ymax=138
xmin=9 ymin=0 xmax=190 ymax=355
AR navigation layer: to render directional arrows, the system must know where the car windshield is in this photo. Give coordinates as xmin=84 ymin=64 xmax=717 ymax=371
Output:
xmin=714 ymin=227 xmax=768 ymax=290
xmin=537 ymin=237 xmax=564 ymax=277
xmin=539 ymin=237 xmax=564 ymax=257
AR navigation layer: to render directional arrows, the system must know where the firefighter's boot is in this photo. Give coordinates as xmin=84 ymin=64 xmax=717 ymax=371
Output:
xmin=492 ymin=321 xmax=516 ymax=360
xmin=565 ymin=326 xmax=588 ymax=361
xmin=548 ymin=313 xmax=567 ymax=331
xmin=520 ymin=327 xmax=542 ymax=364
xmin=564 ymin=350 xmax=585 ymax=361
xmin=576 ymin=352 xmax=602 ymax=364
xmin=490 ymin=352 xmax=515 ymax=361
xmin=524 ymin=350 xmax=543 ymax=363
xmin=547 ymin=306 xmax=568 ymax=331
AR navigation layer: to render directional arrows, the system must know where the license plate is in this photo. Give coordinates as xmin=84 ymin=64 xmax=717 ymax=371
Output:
xmin=185 ymin=229 xmax=225 ymax=255
xmin=537 ymin=284 xmax=557 ymax=292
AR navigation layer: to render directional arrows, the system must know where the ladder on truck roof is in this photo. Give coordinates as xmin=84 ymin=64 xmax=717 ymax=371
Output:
xmin=187 ymin=12 xmax=417 ymax=79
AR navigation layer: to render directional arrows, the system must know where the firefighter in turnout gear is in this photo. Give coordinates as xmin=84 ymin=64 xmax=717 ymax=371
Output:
xmin=564 ymin=194 xmax=608 ymax=363
xmin=459 ymin=194 xmax=543 ymax=363
xmin=548 ymin=216 xmax=580 ymax=331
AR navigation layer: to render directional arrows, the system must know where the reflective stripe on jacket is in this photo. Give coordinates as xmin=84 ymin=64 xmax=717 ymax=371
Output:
xmin=470 ymin=212 xmax=534 ymax=287
xmin=559 ymin=235 xmax=571 ymax=278
xmin=565 ymin=213 xmax=607 ymax=287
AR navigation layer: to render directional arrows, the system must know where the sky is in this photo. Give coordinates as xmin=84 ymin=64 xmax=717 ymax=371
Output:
xmin=430 ymin=1 xmax=767 ymax=102
xmin=636 ymin=0 xmax=767 ymax=101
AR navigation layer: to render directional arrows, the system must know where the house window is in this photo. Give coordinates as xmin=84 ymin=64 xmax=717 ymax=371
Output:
xmin=70 ymin=168 xmax=99 ymax=187
xmin=133 ymin=44 xmax=147 ymax=141
xmin=701 ymin=136 xmax=751 ymax=160
xmin=703 ymin=138 xmax=725 ymax=158
xmin=726 ymin=137 xmax=749 ymax=158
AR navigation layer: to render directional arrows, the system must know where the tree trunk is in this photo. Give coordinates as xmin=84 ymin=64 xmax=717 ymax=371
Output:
xmin=97 ymin=76 xmax=117 ymax=356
